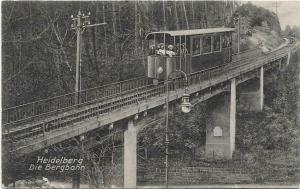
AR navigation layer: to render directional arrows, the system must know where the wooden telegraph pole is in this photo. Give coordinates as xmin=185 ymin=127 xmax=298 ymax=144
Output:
xmin=71 ymin=10 xmax=106 ymax=104
xmin=234 ymin=16 xmax=240 ymax=54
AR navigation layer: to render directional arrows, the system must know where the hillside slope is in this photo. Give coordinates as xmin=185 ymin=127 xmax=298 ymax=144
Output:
xmin=231 ymin=2 xmax=285 ymax=53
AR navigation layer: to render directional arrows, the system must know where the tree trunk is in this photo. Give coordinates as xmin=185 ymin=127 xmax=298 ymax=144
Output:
xmin=139 ymin=5 xmax=144 ymax=54
xmin=182 ymin=1 xmax=189 ymax=29
xmin=102 ymin=2 xmax=108 ymax=60
xmin=112 ymin=2 xmax=117 ymax=53
xmin=163 ymin=0 xmax=166 ymax=30
xmin=118 ymin=3 xmax=122 ymax=32
xmin=174 ymin=1 xmax=180 ymax=30
xmin=230 ymin=1 xmax=233 ymax=16
xmin=92 ymin=4 xmax=100 ymax=78
xmin=151 ymin=1 xmax=154 ymax=29
xmin=18 ymin=33 xmax=22 ymax=72
xmin=191 ymin=1 xmax=195 ymax=29
xmin=134 ymin=1 xmax=139 ymax=53
xmin=204 ymin=1 xmax=208 ymax=28
xmin=223 ymin=1 xmax=226 ymax=26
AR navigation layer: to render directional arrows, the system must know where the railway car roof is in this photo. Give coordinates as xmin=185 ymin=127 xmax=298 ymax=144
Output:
xmin=145 ymin=28 xmax=235 ymax=39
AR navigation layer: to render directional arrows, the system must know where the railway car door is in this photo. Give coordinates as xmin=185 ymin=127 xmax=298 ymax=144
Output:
xmin=177 ymin=35 xmax=191 ymax=74
xmin=147 ymin=33 xmax=179 ymax=81
xmin=221 ymin=32 xmax=233 ymax=63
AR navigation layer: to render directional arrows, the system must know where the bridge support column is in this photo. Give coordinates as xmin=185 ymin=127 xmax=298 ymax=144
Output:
xmin=205 ymin=78 xmax=236 ymax=159
xmin=123 ymin=119 xmax=137 ymax=188
xmin=238 ymin=67 xmax=264 ymax=111
xmin=72 ymin=173 xmax=80 ymax=189
xmin=279 ymin=58 xmax=283 ymax=71
xmin=287 ymin=47 xmax=291 ymax=65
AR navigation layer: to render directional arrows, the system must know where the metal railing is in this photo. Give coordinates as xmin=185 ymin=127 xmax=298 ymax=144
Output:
xmin=3 ymin=45 xmax=290 ymax=142
xmin=232 ymin=47 xmax=262 ymax=60
xmin=3 ymin=76 xmax=150 ymax=125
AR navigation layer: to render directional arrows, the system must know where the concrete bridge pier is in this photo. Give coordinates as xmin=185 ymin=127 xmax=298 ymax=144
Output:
xmin=205 ymin=78 xmax=236 ymax=159
xmin=72 ymin=173 xmax=80 ymax=189
xmin=123 ymin=119 xmax=137 ymax=188
xmin=278 ymin=58 xmax=283 ymax=71
xmin=238 ymin=67 xmax=264 ymax=112
xmin=287 ymin=47 xmax=291 ymax=65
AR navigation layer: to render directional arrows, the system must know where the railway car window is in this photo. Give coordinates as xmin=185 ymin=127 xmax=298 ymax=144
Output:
xmin=213 ymin=35 xmax=221 ymax=52
xmin=148 ymin=39 xmax=155 ymax=49
xmin=222 ymin=34 xmax=227 ymax=48
xmin=225 ymin=32 xmax=231 ymax=47
xmin=192 ymin=37 xmax=200 ymax=55
xmin=202 ymin=36 xmax=212 ymax=54
xmin=228 ymin=33 xmax=232 ymax=47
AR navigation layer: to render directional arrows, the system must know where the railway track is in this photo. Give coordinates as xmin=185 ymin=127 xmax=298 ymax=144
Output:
xmin=3 ymin=45 xmax=290 ymax=143
xmin=1 ymin=47 xmax=273 ymax=127
xmin=2 ymin=76 xmax=151 ymax=126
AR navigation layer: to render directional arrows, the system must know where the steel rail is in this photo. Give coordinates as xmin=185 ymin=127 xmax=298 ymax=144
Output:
xmin=3 ymin=46 xmax=289 ymax=142
xmin=3 ymin=76 xmax=150 ymax=125
xmin=3 ymin=44 xmax=287 ymax=142
xmin=4 ymin=48 xmax=286 ymax=136
xmin=2 ymin=65 xmax=234 ymax=128
xmin=3 ymin=83 xmax=156 ymax=134
xmin=2 ymin=45 xmax=285 ymax=126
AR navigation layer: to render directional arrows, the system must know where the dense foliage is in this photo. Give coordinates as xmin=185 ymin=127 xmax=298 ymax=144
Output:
xmin=234 ymin=49 xmax=299 ymax=182
xmin=4 ymin=1 xmax=298 ymax=186
xmin=139 ymin=102 xmax=208 ymax=157
xmin=138 ymin=3 xmax=299 ymax=183
xmin=2 ymin=1 xmax=238 ymax=107
xmin=233 ymin=2 xmax=281 ymax=33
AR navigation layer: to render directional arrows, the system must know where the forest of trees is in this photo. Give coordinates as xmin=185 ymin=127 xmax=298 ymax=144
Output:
xmin=3 ymin=1 xmax=299 ymax=186
xmin=283 ymin=24 xmax=300 ymax=39
xmin=2 ymin=1 xmax=240 ymax=108
xmin=233 ymin=2 xmax=281 ymax=33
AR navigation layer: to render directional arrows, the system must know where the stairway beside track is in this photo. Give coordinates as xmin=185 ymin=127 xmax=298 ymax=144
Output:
xmin=137 ymin=166 xmax=252 ymax=185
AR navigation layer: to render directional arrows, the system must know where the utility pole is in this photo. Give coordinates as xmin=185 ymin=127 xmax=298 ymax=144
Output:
xmin=163 ymin=0 xmax=166 ymax=30
xmin=234 ymin=16 xmax=240 ymax=54
xmin=237 ymin=16 xmax=240 ymax=54
xmin=71 ymin=10 xmax=106 ymax=104
xmin=182 ymin=1 xmax=189 ymax=29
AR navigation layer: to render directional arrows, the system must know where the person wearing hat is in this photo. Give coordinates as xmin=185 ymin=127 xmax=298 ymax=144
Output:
xmin=166 ymin=44 xmax=176 ymax=57
xmin=181 ymin=43 xmax=188 ymax=54
xmin=149 ymin=45 xmax=156 ymax=55
xmin=157 ymin=43 xmax=166 ymax=56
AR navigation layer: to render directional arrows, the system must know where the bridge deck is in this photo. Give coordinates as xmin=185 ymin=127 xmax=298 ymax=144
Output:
xmin=3 ymin=45 xmax=290 ymax=156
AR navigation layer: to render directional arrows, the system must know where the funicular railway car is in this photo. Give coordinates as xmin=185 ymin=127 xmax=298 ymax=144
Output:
xmin=145 ymin=28 xmax=235 ymax=80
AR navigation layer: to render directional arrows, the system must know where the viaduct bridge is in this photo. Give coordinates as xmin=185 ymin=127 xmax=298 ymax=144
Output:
xmin=2 ymin=42 xmax=292 ymax=187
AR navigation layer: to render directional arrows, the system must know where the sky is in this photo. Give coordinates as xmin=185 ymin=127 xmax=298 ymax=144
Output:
xmin=246 ymin=0 xmax=300 ymax=30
